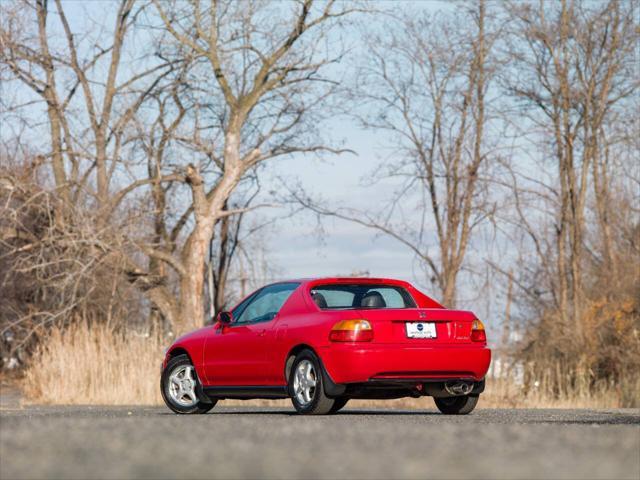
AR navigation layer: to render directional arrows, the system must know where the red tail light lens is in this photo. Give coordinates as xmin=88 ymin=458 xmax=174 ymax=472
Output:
xmin=471 ymin=319 xmax=486 ymax=342
xmin=329 ymin=319 xmax=373 ymax=342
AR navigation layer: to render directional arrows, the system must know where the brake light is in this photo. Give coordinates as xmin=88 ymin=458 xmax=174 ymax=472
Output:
xmin=329 ymin=319 xmax=373 ymax=342
xmin=471 ymin=319 xmax=486 ymax=342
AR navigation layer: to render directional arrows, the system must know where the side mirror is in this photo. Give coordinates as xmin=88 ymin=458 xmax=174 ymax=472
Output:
xmin=217 ymin=311 xmax=232 ymax=325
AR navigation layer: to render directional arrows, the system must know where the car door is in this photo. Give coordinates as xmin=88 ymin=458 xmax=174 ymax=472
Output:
xmin=202 ymin=283 xmax=299 ymax=386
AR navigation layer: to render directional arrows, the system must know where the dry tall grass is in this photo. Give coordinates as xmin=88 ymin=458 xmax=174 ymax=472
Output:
xmin=24 ymin=323 xmax=164 ymax=405
xmin=22 ymin=322 xmax=637 ymax=408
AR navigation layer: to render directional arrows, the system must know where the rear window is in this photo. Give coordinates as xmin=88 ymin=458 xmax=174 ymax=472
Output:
xmin=310 ymin=284 xmax=416 ymax=310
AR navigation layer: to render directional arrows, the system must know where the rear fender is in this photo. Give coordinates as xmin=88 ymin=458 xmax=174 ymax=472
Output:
xmin=284 ymin=345 xmax=346 ymax=398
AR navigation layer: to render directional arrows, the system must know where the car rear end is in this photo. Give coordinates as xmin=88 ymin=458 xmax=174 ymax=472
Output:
xmin=322 ymin=308 xmax=490 ymax=391
xmin=310 ymin=280 xmax=491 ymax=399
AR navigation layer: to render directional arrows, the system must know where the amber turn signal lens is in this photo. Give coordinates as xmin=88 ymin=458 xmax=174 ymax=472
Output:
xmin=471 ymin=319 xmax=486 ymax=342
xmin=329 ymin=319 xmax=373 ymax=342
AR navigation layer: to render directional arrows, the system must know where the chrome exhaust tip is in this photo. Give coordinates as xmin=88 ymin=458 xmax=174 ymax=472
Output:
xmin=444 ymin=381 xmax=473 ymax=396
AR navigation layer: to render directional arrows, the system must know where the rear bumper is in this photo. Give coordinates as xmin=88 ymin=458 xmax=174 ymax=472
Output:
xmin=338 ymin=378 xmax=485 ymax=400
xmin=318 ymin=343 xmax=491 ymax=384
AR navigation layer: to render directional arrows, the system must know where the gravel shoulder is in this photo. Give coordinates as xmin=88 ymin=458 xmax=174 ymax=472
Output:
xmin=1 ymin=405 xmax=639 ymax=480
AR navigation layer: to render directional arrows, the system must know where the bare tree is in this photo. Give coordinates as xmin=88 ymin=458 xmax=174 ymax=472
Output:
xmin=1 ymin=0 xmax=361 ymax=336
xmin=209 ymin=193 xmax=257 ymax=317
xmin=0 ymin=0 xmax=73 ymax=204
xmin=145 ymin=0 xmax=361 ymax=331
xmin=503 ymin=0 xmax=638 ymax=336
xmin=0 ymin=0 xmax=181 ymax=341
xmin=296 ymin=1 xmax=497 ymax=307
xmin=495 ymin=0 xmax=640 ymax=400
xmin=0 ymin=0 xmax=175 ymax=210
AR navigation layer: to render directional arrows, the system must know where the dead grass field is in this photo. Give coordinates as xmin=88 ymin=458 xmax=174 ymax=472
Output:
xmin=18 ymin=322 xmax=635 ymax=409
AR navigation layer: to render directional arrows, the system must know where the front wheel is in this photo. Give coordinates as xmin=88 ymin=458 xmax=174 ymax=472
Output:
xmin=161 ymin=354 xmax=216 ymax=414
xmin=434 ymin=395 xmax=479 ymax=415
xmin=288 ymin=349 xmax=335 ymax=415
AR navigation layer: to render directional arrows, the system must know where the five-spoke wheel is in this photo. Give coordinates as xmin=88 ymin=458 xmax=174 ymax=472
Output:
xmin=293 ymin=359 xmax=317 ymax=406
xmin=168 ymin=364 xmax=199 ymax=407
xmin=289 ymin=349 xmax=336 ymax=415
xmin=161 ymin=354 xmax=216 ymax=414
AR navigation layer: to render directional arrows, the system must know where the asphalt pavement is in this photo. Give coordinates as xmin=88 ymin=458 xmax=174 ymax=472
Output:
xmin=0 ymin=405 xmax=638 ymax=479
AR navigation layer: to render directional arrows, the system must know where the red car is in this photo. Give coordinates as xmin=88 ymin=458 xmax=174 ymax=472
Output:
xmin=161 ymin=278 xmax=491 ymax=415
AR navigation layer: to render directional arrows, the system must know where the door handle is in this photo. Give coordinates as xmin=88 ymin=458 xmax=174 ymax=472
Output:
xmin=259 ymin=329 xmax=266 ymax=337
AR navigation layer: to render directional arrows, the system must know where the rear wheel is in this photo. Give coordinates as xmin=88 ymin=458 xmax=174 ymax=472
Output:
xmin=434 ymin=395 xmax=479 ymax=415
xmin=289 ymin=349 xmax=335 ymax=415
xmin=329 ymin=397 xmax=349 ymax=414
xmin=161 ymin=354 xmax=216 ymax=414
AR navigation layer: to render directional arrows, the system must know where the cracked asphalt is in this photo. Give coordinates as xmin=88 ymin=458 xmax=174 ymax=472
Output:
xmin=1 ymin=405 xmax=639 ymax=479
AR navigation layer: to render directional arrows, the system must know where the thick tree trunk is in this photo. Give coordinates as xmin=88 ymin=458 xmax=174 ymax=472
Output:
xmin=441 ymin=273 xmax=457 ymax=308
xmin=176 ymin=129 xmax=244 ymax=333
xmin=179 ymin=225 xmax=211 ymax=331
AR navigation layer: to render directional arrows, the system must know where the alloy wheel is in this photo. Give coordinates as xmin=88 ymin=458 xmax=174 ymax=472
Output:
xmin=168 ymin=364 xmax=198 ymax=407
xmin=293 ymin=359 xmax=317 ymax=405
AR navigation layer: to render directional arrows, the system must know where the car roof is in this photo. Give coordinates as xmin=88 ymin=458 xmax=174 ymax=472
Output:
xmin=234 ymin=277 xmax=442 ymax=310
xmin=274 ymin=277 xmax=412 ymax=287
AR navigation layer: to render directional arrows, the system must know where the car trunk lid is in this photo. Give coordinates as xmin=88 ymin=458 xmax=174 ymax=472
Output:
xmin=355 ymin=308 xmax=478 ymax=344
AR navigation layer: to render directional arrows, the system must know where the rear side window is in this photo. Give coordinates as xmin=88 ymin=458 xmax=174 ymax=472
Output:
xmin=310 ymin=284 xmax=416 ymax=310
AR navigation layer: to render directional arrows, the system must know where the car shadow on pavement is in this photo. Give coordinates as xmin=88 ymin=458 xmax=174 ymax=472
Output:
xmin=156 ymin=408 xmax=443 ymax=416
xmin=207 ymin=409 xmax=442 ymax=416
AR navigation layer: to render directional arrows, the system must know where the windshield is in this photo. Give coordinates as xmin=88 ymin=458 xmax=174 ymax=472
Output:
xmin=310 ymin=284 xmax=416 ymax=310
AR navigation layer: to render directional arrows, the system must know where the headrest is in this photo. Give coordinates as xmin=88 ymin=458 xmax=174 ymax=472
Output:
xmin=311 ymin=292 xmax=328 ymax=309
xmin=360 ymin=291 xmax=386 ymax=308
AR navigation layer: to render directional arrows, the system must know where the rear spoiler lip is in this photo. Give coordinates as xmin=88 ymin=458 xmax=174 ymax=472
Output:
xmin=389 ymin=319 xmax=464 ymax=323
xmin=367 ymin=309 xmax=477 ymax=322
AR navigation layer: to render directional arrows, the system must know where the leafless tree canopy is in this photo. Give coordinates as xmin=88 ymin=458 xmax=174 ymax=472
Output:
xmin=499 ymin=0 xmax=639 ymax=402
xmin=1 ymin=0 xmax=361 ymax=361
xmin=313 ymin=1 xmax=497 ymax=307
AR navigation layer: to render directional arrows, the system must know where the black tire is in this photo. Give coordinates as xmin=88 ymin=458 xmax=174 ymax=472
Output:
xmin=434 ymin=394 xmax=479 ymax=415
xmin=328 ymin=397 xmax=349 ymax=414
xmin=161 ymin=354 xmax=216 ymax=414
xmin=288 ymin=349 xmax=335 ymax=415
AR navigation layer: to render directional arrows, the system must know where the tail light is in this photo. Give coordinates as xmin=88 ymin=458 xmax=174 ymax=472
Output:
xmin=329 ymin=319 xmax=373 ymax=342
xmin=471 ymin=319 xmax=486 ymax=343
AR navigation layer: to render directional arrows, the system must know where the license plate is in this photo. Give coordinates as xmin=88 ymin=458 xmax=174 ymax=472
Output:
xmin=405 ymin=322 xmax=437 ymax=338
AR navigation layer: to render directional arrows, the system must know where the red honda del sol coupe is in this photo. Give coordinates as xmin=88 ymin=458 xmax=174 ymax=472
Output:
xmin=161 ymin=278 xmax=491 ymax=415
